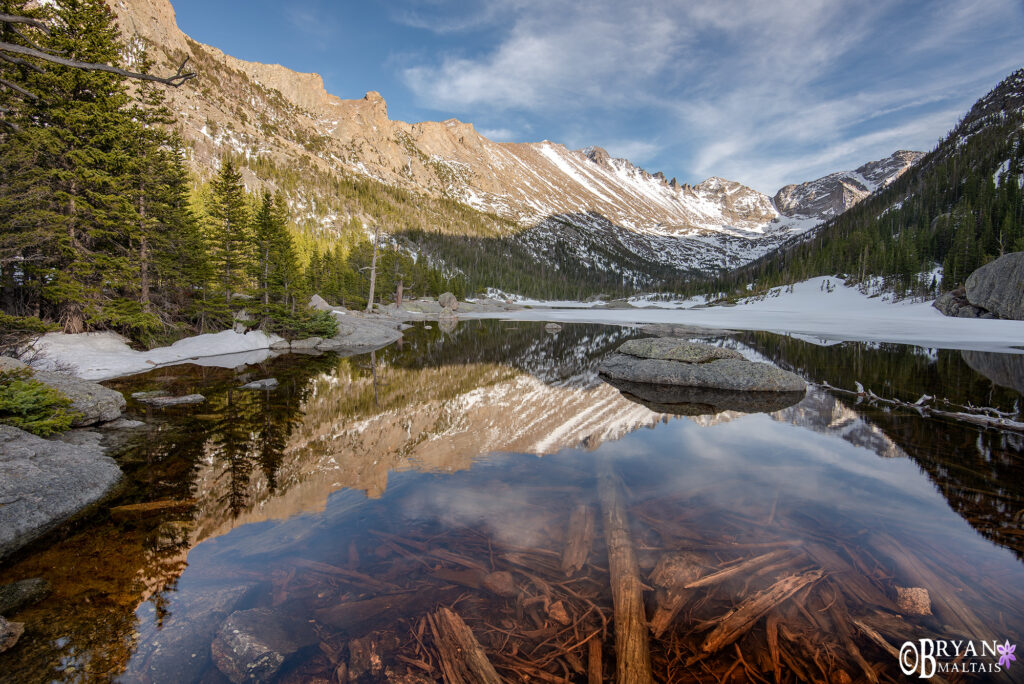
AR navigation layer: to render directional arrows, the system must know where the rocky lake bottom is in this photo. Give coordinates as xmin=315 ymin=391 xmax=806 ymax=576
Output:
xmin=1 ymin=320 xmax=1022 ymax=682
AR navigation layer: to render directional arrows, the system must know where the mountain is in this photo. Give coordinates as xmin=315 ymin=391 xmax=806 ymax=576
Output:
xmin=106 ymin=0 xmax=921 ymax=293
xmin=721 ymin=68 xmax=1024 ymax=299
xmin=773 ymin=151 xmax=923 ymax=220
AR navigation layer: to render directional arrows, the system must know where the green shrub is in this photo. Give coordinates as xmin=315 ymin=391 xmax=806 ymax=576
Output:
xmin=0 ymin=369 xmax=78 ymax=436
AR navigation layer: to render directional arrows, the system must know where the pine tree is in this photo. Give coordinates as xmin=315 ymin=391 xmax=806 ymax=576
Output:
xmin=206 ymin=159 xmax=252 ymax=304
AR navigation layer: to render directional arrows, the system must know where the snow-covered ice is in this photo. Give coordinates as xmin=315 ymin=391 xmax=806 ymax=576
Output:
xmin=29 ymin=329 xmax=285 ymax=381
xmin=464 ymin=277 xmax=1024 ymax=354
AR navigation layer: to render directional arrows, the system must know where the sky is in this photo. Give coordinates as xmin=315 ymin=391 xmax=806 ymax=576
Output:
xmin=168 ymin=0 xmax=1024 ymax=193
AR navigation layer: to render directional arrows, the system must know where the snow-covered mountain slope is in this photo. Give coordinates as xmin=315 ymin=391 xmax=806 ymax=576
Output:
xmin=107 ymin=0 xmax=921 ymax=278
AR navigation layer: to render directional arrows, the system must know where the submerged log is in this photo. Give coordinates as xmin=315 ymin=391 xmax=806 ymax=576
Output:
xmin=427 ymin=607 xmax=502 ymax=684
xmin=683 ymin=548 xmax=789 ymax=590
xmin=695 ymin=569 xmax=823 ymax=659
xmin=597 ymin=460 xmax=654 ymax=684
xmin=561 ymin=503 xmax=595 ymax=576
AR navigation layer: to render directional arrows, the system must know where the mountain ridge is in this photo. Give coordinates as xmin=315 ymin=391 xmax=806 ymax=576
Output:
xmin=107 ymin=0 xmax=923 ymax=288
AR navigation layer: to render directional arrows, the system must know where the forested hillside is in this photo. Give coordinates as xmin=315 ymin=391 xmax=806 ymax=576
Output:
xmin=711 ymin=70 xmax=1024 ymax=300
xmin=0 ymin=0 xmax=460 ymax=346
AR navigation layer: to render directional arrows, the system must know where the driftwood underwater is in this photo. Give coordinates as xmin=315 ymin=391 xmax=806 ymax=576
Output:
xmin=202 ymin=457 xmax=1013 ymax=684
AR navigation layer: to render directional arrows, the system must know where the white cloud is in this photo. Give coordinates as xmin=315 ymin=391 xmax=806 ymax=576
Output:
xmin=394 ymin=0 xmax=1024 ymax=191
xmin=479 ymin=127 xmax=516 ymax=141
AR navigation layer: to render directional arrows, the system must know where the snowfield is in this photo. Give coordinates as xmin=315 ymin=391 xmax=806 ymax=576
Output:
xmin=464 ymin=277 xmax=1024 ymax=354
xmin=29 ymin=329 xmax=284 ymax=381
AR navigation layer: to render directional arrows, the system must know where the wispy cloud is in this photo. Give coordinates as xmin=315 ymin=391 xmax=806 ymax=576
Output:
xmin=392 ymin=0 xmax=1024 ymax=191
xmin=479 ymin=127 xmax=516 ymax=141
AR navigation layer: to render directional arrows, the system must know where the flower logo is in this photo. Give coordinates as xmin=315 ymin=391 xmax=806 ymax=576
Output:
xmin=998 ymin=641 xmax=1016 ymax=670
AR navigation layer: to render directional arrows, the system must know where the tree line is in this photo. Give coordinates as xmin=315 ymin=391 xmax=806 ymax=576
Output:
xmin=0 ymin=0 xmax=459 ymax=347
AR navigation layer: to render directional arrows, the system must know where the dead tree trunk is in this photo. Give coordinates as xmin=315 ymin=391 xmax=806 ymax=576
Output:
xmin=366 ymin=223 xmax=379 ymax=313
xmin=427 ymin=606 xmax=502 ymax=684
xmin=597 ymin=459 xmax=653 ymax=684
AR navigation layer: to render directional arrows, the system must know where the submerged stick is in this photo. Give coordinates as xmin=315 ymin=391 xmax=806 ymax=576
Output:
xmin=597 ymin=459 xmax=654 ymax=684
xmin=694 ymin=569 xmax=823 ymax=660
xmin=648 ymin=551 xmax=706 ymax=637
xmin=427 ymin=606 xmax=502 ymax=684
xmin=683 ymin=549 xmax=789 ymax=590
xmin=562 ymin=503 xmax=596 ymax=576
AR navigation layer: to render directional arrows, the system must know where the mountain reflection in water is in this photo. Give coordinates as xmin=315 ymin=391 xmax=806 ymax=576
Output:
xmin=0 ymin=320 xmax=1021 ymax=683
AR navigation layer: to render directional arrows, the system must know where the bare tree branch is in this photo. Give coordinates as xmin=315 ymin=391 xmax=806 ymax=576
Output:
xmin=8 ymin=25 xmax=60 ymax=54
xmin=0 ymin=51 xmax=45 ymax=73
xmin=0 ymin=75 xmax=37 ymax=100
xmin=0 ymin=13 xmax=51 ymax=35
xmin=0 ymin=41 xmax=195 ymax=86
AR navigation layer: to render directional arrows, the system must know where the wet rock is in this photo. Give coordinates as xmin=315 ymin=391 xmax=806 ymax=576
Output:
xmin=110 ymin=498 xmax=196 ymax=523
xmin=0 ymin=615 xmax=24 ymax=653
xmin=965 ymin=251 xmax=1024 ymax=320
xmin=32 ymin=371 xmax=125 ymax=426
xmin=100 ymin=418 xmax=146 ymax=430
xmin=599 ymin=351 xmax=805 ymax=393
xmin=0 ymin=424 xmax=121 ymax=561
xmin=932 ymin=288 xmax=992 ymax=318
xmin=605 ymin=376 xmax=806 ymax=416
xmin=961 ymin=350 xmax=1024 ymax=394
xmin=438 ymin=292 xmax=458 ymax=310
xmin=895 ymin=586 xmax=932 ymax=616
xmin=617 ymin=338 xmax=743 ymax=363
xmin=544 ymin=322 xmax=562 ymax=333
xmin=135 ymin=393 xmax=206 ymax=407
xmin=240 ymin=378 xmax=278 ymax=390
xmin=130 ymin=583 xmax=256 ymax=684
xmin=212 ymin=608 xmax=317 ymax=684
xmin=270 ymin=339 xmax=292 ymax=350
xmin=0 ymin=578 xmax=51 ymax=615
xmin=482 ymin=571 xmax=517 ymax=597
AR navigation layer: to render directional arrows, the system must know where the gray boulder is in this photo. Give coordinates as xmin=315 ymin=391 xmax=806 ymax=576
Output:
xmin=288 ymin=336 xmax=322 ymax=350
xmin=599 ymin=343 xmax=805 ymax=394
xmin=618 ymin=338 xmax=744 ymax=363
xmin=31 ymin=371 xmax=125 ymax=426
xmin=0 ymin=578 xmax=51 ymax=615
xmin=211 ymin=608 xmax=317 ymax=684
xmin=0 ymin=425 xmax=122 ymax=560
xmin=0 ymin=356 xmax=28 ymax=372
xmin=308 ymin=294 xmax=333 ymax=312
xmin=932 ymin=289 xmax=993 ymax=319
xmin=965 ymin=251 xmax=1024 ymax=320
xmin=438 ymin=292 xmax=459 ymax=310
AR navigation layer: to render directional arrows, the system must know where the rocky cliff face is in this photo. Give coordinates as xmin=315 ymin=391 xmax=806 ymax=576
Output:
xmin=773 ymin=151 xmax=924 ymax=220
xmin=105 ymin=0 xmax=921 ymax=277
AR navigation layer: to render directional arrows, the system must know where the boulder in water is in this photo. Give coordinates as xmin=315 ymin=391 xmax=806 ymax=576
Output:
xmin=599 ymin=339 xmax=805 ymax=393
xmin=211 ymin=608 xmax=317 ymax=684
xmin=438 ymin=292 xmax=459 ymax=310
xmin=965 ymin=251 xmax=1024 ymax=320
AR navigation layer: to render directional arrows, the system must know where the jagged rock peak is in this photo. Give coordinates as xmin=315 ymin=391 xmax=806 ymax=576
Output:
xmin=582 ymin=146 xmax=612 ymax=166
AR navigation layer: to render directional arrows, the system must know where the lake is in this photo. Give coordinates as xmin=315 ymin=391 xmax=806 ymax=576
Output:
xmin=2 ymin=320 xmax=1022 ymax=682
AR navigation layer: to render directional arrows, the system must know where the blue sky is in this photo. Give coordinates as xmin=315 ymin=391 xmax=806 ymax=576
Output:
xmin=169 ymin=0 xmax=1024 ymax=193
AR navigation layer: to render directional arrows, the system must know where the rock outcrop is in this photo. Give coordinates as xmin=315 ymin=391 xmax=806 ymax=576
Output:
xmin=932 ymin=288 xmax=994 ymax=318
xmin=604 ymin=376 xmax=806 ymax=416
xmin=30 ymin=371 xmax=126 ymax=426
xmin=964 ymin=251 xmax=1024 ymax=320
xmin=315 ymin=313 xmax=403 ymax=353
xmin=599 ymin=340 xmax=806 ymax=394
xmin=0 ymin=425 xmax=122 ymax=560
xmin=0 ymin=578 xmax=51 ymax=615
